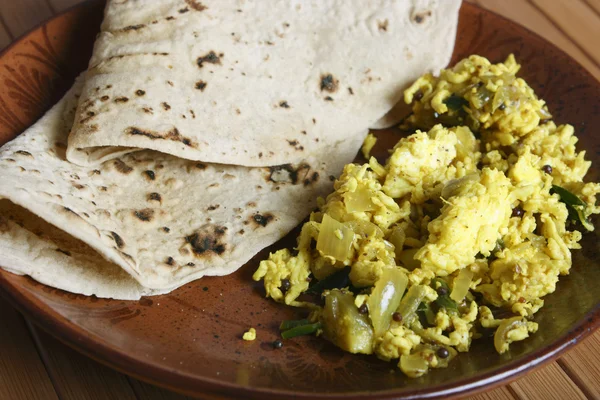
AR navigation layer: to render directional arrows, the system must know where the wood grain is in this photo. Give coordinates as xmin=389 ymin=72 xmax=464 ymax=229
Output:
xmin=470 ymin=0 xmax=600 ymax=81
xmin=0 ymin=1 xmax=599 ymax=400
xmin=0 ymin=0 xmax=53 ymax=38
xmin=557 ymin=333 xmax=600 ymax=399
xmin=0 ymin=17 xmax=12 ymax=49
xmin=0 ymin=297 xmax=59 ymax=400
xmin=582 ymin=0 xmax=600 ymax=15
xmin=128 ymin=378 xmax=195 ymax=400
xmin=509 ymin=362 xmax=587 ymax=400
xmin=27 ymin=324 xmax=138 ymax=400
xmin=530 ymin=0 xmax=600 ymax=66
xmin=47 ymin=0 xmax=87 ymax=13
xmin=468 ymin=385 xmax=518 ymax=400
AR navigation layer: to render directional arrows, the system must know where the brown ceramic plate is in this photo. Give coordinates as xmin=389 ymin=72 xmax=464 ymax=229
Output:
xmin=1 ymin=1 xmax=599 ymax=399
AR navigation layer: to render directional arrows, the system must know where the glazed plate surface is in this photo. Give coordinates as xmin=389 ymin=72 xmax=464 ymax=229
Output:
xmin=0 ymin=1 xmax=599 ymax=399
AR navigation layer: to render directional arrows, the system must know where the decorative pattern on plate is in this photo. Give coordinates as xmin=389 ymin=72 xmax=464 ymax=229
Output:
xmin=0 ymin=25 xmax=62 ymax=135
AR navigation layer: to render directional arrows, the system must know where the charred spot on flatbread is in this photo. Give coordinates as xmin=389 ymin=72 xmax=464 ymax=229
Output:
xmin=252 ymin=213 xmax=274 ymax=227
xmin=185 ymin=226 xmax=227 ymax=258
xmin=80 ymin=112 xmax=96 ymax=124
xmin=55 ymin=249 xmax=72 ymax=256
xmin=303 ymin=171 xmax=320 ymax=186
xmin=279 ymin=101 xmax=290 ymax=108
xmin=186 ymin=0 xmax=207 ymax=11
xmin=14 ymin=150 xmax=33 ymax=157
xmin=197 ymin=51 xmax=222 ymax=68
xmin=113 ymin=159 xmax=133 ymax=174
xmin=267 ymin=163 xmax=310 ymax=185
xmin=166 ymin=256 xmax=175 ymax=266
xmin=195 ymin=81 xmax=207 ymax=91
xmin=118 ymin=251 xmax=135 ymax=264
xmin=135 ymin=90 xmax=146 ymax=96
xmin=126 ymin=127 xmax=197 ymax=148
xmin=143 ymin=170 xmax=156 ymax=181
xmin=114 ymin=97 xmax=129 ymax=103
xmin=161 ymin=226 xmax=170 ymax=233
xmin=62 ymin=207 xmax=79 ymax=217
xmin=207 ymin=205 xmax=219 ymax=211
xmin=412 ymin=10 xmax=432 ymax=24
xmin=324 ymin=96 xmax=334 ymax=101
xmin=110 ymin=231 xmax=125 ymax=249
xmin=147 ymin=192 xmax=162 ymax=202
xmin=179 ymin=7 xmax=189 ymax=13
xmin=286 ymin=140 xmax=304 ymax=151
xmin=161 ymin=102 xmax=171 ymax=110
xmin=121 ymin=24 xmax=146 ymax=32
xmin=378 ymin=20 xmax=389 ymax=31
xmin=320 ymin=74 xmax=339 ymax=93
xmin=133 ymin=209 xmax=155 ymax=222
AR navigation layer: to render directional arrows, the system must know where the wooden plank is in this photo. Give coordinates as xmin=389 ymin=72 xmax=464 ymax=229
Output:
xmin=27 ymin=323 xmax=138 ymax=400
xmin=530 ymin=0 xmax=600 ymax=66
xmin=558 ymin=330 xmax=600 ymax=399
xmin=0 ymin=299 xmax=59 ymax=400
xmin=468 ymin=0 xmax=600 ymax=81
xmin=128 ymin=378 xmax=195 ymax=400
xmin=0 ymin=20 xmax=13 ymax=50
xmin=48 ymin=0 xmax=87 ymax=13
xmin=0 ymin=0 xmax=54 ymax=38
xmin=468 ymin=385 xmax=519 ymax=400
xmin=509 ymin=362 xmax=586 ymax=400
xmin=582 ymin=0 xmax=600 ymax=15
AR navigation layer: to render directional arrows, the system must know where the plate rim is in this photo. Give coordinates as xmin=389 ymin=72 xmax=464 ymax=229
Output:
xmin=0 ymin=1 xmax=599 ymax=399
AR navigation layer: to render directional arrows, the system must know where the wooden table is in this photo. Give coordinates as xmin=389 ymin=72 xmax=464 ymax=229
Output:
xmin=0 ymin=0 xmax=599 ymax=399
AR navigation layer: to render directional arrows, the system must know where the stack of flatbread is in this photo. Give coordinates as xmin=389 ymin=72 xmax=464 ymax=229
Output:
xmin=0 ymin=0 xmax=461 ymax=299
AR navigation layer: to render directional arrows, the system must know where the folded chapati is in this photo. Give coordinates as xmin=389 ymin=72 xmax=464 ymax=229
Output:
xmin=0 ymin=0 xmax=461 ymax=299
xmin=0 ymin=80 xmax=365 ymax=299
xmin=67 ymin=0 xmax=461 ymax=166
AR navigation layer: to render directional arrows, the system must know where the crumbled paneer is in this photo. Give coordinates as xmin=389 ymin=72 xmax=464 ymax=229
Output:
xmin=242 ymin=328 xmax=256 ymax=341
xmin=254 ymin=54 xmax=599 ymax=378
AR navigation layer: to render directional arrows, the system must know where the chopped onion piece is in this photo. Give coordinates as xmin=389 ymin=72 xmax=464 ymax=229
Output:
xmin=344 ymin=187 xmax=376 ymax=212
xmin=317 ymin=214 xmax=355 ymax=262
xmin=368 ymin=268 xmax=408 ymax=337
xmin=397 ymin=285 xmax=427 ymax=325
xmin=398 ymin=248 xmax=421 ymax=270
xmin=400 ymin=354 xmax=428 ymax=378
xmin=344 ymin=219 xmax=383 ymax=239
xmin=494 ymin=316 xmax=527 ymax=354
xmin=387 ymin=227 xmax=406 ymax=259
xmin=450 ymin=268 xmax=474 ymax=303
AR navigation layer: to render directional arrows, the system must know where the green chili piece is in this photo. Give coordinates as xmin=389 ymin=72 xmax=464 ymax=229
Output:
xmin=279 ymin=319 xmax=311 ymax=331
xmin=281 ymin=322 xmax=323 ymax=339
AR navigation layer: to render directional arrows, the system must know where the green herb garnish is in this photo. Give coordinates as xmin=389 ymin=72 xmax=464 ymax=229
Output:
xmin=444 ymin=94 xmax=469 ymax=111
xmin=305 ymin=267 xmax=351 ymax=294
xmin=550 ymin=185 xmax=594 ymax=231
xmin=281 ymin=322 xmax=322 ymax=339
